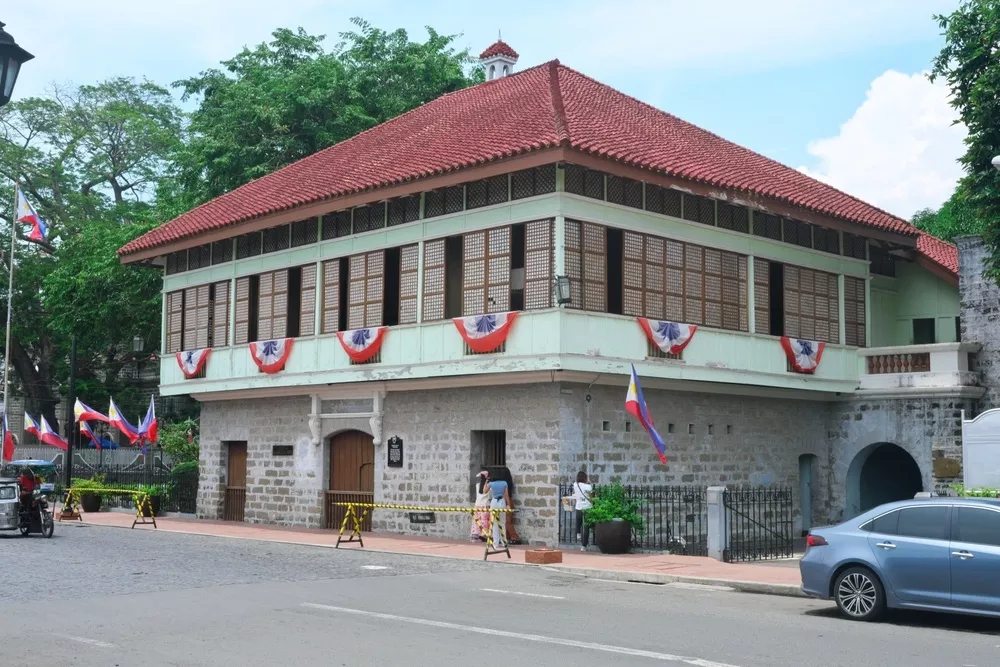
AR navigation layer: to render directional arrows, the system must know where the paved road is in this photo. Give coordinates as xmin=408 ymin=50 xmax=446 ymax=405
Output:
xmin=2 ymin=524 xmax=999 ymax=666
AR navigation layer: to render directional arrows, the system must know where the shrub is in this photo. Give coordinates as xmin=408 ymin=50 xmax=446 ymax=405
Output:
xmin=584 ymin=481 xmax=645 ymax=532
xmin=950 ymin=484 xmax=1000 ymax=498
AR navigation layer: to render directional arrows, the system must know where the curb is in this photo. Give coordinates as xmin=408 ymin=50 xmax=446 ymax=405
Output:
xmin=539 ymin=565 xmax=805 ymax=598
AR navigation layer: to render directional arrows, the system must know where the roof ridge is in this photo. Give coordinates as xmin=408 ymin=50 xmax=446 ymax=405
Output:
xmin=554 ymin=62 xmax=915 ymax=233
xmin=547 ymin=60 xmax=569 ymax=145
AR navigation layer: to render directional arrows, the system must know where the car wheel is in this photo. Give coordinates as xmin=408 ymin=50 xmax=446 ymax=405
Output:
xmin=834 ymin=566 xmax=885 ymax=622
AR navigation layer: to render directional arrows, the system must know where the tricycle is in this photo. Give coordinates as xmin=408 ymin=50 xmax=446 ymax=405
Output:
xmin=0 ymin=477 xmax=54 ymax=537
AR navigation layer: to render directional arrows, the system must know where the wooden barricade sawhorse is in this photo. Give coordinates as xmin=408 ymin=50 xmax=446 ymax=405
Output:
xmin=58 ymin=488 xmax=158 ymax=529
xmin=331 ymin=502 xmax=513 ymax=561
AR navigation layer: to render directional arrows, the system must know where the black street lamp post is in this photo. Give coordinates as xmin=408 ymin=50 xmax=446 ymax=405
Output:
xmin=0 ymin=21 xmax=33 ymax=107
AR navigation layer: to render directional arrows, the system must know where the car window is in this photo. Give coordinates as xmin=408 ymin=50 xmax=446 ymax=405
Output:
xmin=0 ymin=486 xmax=16 ymax=500
xmin=954 ymin=507 xmax=1000 ymax=547
xmin=865 ymin=510 xmax=899 ymax=535
xmin=896 ymin=506 xmax=950 ymax=541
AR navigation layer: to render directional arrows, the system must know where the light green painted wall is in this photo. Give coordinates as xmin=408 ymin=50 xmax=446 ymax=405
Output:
xmin=870 ymin=262 xmax=960 ymax=346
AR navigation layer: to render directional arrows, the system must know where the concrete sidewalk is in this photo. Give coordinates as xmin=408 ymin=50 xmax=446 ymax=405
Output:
xmin=66 ymin=511 xmax=804 ymax=597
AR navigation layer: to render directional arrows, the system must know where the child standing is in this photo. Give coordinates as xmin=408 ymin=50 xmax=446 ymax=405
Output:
xmin=573 ymin=471 xmax=593 ymax=551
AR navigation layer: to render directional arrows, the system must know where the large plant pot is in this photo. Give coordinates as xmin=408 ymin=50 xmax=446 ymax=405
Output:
xmin=80 ymin=492 xmax=102 ymax=513
xmin=140 ymin=495 xmax=162 ymax=517
xmin=594 ymin=519 xmax=632 ymax=554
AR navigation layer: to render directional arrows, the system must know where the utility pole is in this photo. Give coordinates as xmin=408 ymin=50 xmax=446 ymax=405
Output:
xmin=63 ymin=334 xmax=76 ymax=488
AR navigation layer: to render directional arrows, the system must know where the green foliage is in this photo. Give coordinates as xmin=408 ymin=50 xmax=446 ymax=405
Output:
xmin=931 ymin=0 xmax=1000 ymax=276
xmin=159 ymin=419 xmax=199 ymax=464
xmin=911 ymin=185 xmax=985 ymax=242
xmin=950 ymin=484 xmax=1000 ymax=497
xmin=138 ymin=484 xmax=166 ymax=498
xmin=583 ymin=481 xmax=645 ymax=532
xmin=71 ymin=477 xmax=105 ymax=492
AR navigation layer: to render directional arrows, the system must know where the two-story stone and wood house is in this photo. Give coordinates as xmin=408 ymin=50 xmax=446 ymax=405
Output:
xmin=118 ymin=41 xmax=983 ymax=545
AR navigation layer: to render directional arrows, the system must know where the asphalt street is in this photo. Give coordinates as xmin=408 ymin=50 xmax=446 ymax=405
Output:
xmin=1 ymin=524 xmax=999 ymax=666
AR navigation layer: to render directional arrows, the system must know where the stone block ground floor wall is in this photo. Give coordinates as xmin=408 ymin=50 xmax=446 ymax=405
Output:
xmin=194 ymin=382 xmax=971 ymax=545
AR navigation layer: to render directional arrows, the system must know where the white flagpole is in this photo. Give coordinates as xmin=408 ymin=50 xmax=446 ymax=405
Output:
xmin=2 ymin=184 xmax=17 ymax=428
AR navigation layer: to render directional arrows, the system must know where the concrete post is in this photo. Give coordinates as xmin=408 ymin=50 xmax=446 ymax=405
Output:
xmin=706 ymin=485 xmax=729 ymax=562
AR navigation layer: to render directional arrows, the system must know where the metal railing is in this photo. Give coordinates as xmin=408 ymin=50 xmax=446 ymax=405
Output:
xmin=722 ymin=486 xmax=793 ymax=562
xmin=557 ymin=483 xmax=708 ymax=555
xmin=224 ymin=487 xmax=246 ymax=522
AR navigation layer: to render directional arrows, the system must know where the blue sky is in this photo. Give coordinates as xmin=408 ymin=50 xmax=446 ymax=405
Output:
xmin=4 ymin=0 xmax=965 ymax=219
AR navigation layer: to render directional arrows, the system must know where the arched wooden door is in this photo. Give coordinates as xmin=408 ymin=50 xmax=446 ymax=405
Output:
xmin=324 ymin=430 xmax=375 ymax=531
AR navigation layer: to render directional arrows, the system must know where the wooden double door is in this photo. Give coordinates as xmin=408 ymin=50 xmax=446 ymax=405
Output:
xmin=324 ymin=430 xmax=375 ymax=531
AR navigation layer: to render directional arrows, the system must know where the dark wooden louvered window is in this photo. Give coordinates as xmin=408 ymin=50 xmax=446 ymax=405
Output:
xmin=211 ymin=281 xmax=230 ymax=347
xmin=813 ymin=227 xmax=840 ymax=255
xmin=424 ymin=189 xmax=445 ymax=219
xmin=753 ymin=258 xmax=770 ymax=335
xmin=352 ymin=203 xmax=386 ymax=234
xmin=524 ymin=219 xmax=554 ymax=310
xmin=462 ymin=227 xmax=511 ymax=315
xmin=564 ymin=164 xmax=605 ymax=200
xmin=564 ymin=220 xmax=607 ymax=312
xmin=466 ymin=175 xmax=509 ymax=209
xmin=291 ymin=219 xmax=318 ymax=247
xmin=644 ymin=184 xmax=682 ymax=218
xmin=182 ymin=285 xmax=211 ymax=350
xmin=398 ymin=245 xmax=419 ymax=324
xmin=212 ymin=240 xmax=233 ymax=265
xmin=187 ymin=245 xmax=211 ymax=270
xmin=321 ymin=259 xmax=341 ymax=334
xmin=717 ymin=204 xmax=750 ymax=234
xmin=842 ymin=233 xmax=868 ymax=260
xmin=299 ymin=264 xmax=317 ymax=337
xmin=752 ymin=212 xmax=782 ymax=241
xmin=662 ymin=239 xmax=746 ymax=331
xmin=348 ymin=251 xmax=384 ymax=329
xmin=844 ymin=276 xmax=867 ymax=347
xmin=165 ymin=291 xmax=184 ymax=353
xmin=262 ymin=225 xmax=290 ymax=253
xmin=607 ymin=175 xmax=643 ymax=209
xmin=682 ymin=194 xmax=715 ymax=225
xmin=511 ymin=165 xmax=556 ymax=200
xmin=444 ymin=186 xmax=464 ymax=214
xmin=783 ymin=265 xmax=840 ymax=344
xmin=236 ymin=233 xmax=262 ymax=259
xmin=234 ymin=277 xmax=251 ymax=345
xmin=387 ymin=196 xmax=421 ymax=227
xmin=869 ymin=247 xmax=895 ymax=277
xmin=623 ymin=232 xmax=664 ymax=319
xmin=256 ymin=270 xmax=289 ymax=340
xmin=783 ymin=219 xmax=813 ymax=249
xmin=321 ymin=210 xmax=352 ymax=240
xmin=421 ymin=239 xmax=446 ymax=322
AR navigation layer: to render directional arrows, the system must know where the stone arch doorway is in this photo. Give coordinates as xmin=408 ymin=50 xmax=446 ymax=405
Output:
xmin=324 ymin=430 xmax=375 ymax=531
xmin=846 ymin=443 xmax=922 ymax=518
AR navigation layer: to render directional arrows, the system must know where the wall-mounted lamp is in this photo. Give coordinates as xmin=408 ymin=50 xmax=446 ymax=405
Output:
xmin=555 ymin=275 xmax=572 ymax=305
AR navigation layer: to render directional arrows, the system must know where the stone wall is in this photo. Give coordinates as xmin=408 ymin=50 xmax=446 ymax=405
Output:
xmin=957 ymin=236 xmax=1000 ymax=410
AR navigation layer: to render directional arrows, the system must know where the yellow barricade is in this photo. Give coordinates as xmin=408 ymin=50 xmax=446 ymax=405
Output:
xmin=328 ymin=502 xmax=513 ymax=561
xmin=60 ymin=487 xmax=158 ymax=530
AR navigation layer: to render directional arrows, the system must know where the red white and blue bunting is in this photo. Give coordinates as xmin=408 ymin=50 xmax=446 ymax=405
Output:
xmin=453 ymin=311 xmax=518 ymax=354
xmin=250 ymin=338 xmax=294 ymax=374
xmin=637 ymin=318 xmax=697 ymax=355
xmin=780 ymin=336 xmax=825 ymax=374
xmin=337 ymin=327 xmax=387 ymax=363
xmin=176 ymin=348 xmax=212 ymax=379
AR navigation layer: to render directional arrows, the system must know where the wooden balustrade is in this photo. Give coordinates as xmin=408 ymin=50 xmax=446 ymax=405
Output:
xmin=866 ymin=353 xmax=931 ymax=375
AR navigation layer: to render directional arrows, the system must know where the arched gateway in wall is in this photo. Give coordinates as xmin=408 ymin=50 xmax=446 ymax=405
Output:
xmin=846 ymin=442 xmax=923 ymax=518
xmin=324 ymin=430 xmax=375 ymax=531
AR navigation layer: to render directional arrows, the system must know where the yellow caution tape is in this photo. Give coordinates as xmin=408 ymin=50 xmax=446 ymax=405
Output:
xmin=328 ymin=502 xmax=512 ymax=513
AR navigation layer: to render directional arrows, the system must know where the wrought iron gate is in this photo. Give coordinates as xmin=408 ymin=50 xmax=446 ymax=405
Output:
xmin=722 ymin=486 xmax=793 ymax=562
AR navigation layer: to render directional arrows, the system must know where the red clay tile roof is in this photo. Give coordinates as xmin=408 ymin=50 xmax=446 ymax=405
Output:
xmin=480 ymin=40 xmax=519 ymax=59
xmin=916 ymin=231 xmax=958 ymax=276
xmin=121 ymin=60 xmax=921 ymax=257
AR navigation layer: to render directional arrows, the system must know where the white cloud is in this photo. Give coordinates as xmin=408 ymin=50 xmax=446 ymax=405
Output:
xmin=798 ymin=70 xmax=966 ymax=219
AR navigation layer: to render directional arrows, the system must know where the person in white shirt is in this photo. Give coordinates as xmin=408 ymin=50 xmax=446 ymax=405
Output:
xmin=572 ymin=471 xmax=593 ymax=551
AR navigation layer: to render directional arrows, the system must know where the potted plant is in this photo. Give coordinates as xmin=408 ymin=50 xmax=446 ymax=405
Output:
xmin=73 ymin=478 xmax=104 ymax=513
xmin=138 ymin=485 xmax=165 ymax=517
xmin=584 ymin=481 xmax=645 ymax=554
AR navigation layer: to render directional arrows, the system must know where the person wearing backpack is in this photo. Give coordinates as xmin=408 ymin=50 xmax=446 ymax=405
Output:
xmin=572 ymin=471 xmax=593 ymax=551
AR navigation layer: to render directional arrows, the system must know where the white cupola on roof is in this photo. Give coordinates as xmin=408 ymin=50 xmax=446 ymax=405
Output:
xmin=479 ymin=34 xmax=519 ymax=80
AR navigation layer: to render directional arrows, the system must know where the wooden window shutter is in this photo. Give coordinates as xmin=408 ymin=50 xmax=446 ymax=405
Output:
xmin=664 ymin=240 xmax=685 ymax=322
xmin=753 ymin=258 xmax=770 ymax=335
xmin=300 ymin=264 xmax=317 ymax=337
xmin=194 ymin=284 xmax=211 ymax=348
xmin=212 ymin=281 xmax=229 ymax=347
xmin=348 ymin=252 xmax=384 ymax=329
xmin=399 ymin=245 xmax=419 ymax=325
xmin=321 ymin=259 xmax=341 ymax=334
xmin=564 ymin=220 xmax=583 ymax=310
xmin=234 ymin=277 xmax=251 ymax=345
xmin=683 ymin=245 xmax=704 ymax=325
xmin=182 ymin=287 xmax=199 ymax=350
xmin=462 ymin=230 xmax=487 ymax=315
xmin=622 ymin=231 xmax=645 ymax=317
xmin=581 ymin=222 xmax=607 ymax=312
xmin=257 ymin=271 xmax=275 ymax=341
xmin=844 ymin=276 xmax=866 ymax=347
xmin=783 ymin=265 xmax=801 ymax=339
xmin=421 ymin=240 xmax=446 ymax=322
xmin=643 ymin=235 xmax=665 ymax=319
xmin=784 ymin=266 xmax=840 ymax=344
xmin=485 ymin=226 xmax=511 ymax=313
xmin=166 ymin=291 xmax=183 ymax=353
xmin=272 ymin=270 xmax=289 ymax=338
xmin=523 ymin=219 xmax=553 ymax=310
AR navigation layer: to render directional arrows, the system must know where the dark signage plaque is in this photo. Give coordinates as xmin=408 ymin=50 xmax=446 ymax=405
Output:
xmin=387 ymin=436 xmax=403 ymax=468
xmin=272 ymin=445 xmax=293 ymax=457
xmin=408 ymin=512 xmax=435 ymax=524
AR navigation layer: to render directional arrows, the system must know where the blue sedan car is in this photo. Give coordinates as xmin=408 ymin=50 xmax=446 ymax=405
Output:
xmin=800 ymin=497 xmax=1000 ymax=621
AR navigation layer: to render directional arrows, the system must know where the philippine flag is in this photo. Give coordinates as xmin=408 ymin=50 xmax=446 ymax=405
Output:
xmin=74 ymin=398 xmax=109 ymax=423
xmin=80 ymin=421 xmax=117 ymax=450
xmin=39 ymin=416 xmax=68 ymax=451
xmin=23 ymin=412 xmax=40 ymax=439
xmin=16 ymin=186 xmax=48 ymax=243
xmin=108 ymin=398 xmax=141 ymax=444
xmin=453 ymin=312 xmax=518 ymax=354
xmin=780 ymin=337 xmax=825 ymax=374
xmin=625 ymin=364 xmax=667 ymax=465
xmin=637 ymin=318 xmax=697 ymax=356
xmin=249 ymin=338 xmax=294 ymax=374
xmin=2 ymin=412 xmax=15 ymax=462
xmin=336 ymin=327 xmax=387 ymax=364
xmin=138 ymin=396 xmax=158 ymax=445
xmin=176 ymin=348 xmax=211 ymax=379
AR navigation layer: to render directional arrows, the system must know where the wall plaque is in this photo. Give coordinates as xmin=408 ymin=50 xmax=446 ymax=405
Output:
xmin=387 ymin=436 xmax=403 ymax=468
xmin=272 ymin=445 xmax=293 ymax=457
xmin=408 ymin=512 xmax=435 ymax=524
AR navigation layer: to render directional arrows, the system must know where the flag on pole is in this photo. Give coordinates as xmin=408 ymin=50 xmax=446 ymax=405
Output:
xmin=138 ymin=395 xmax=158 ymax=447
xmin=39 ymin=416 xmax=68 ymax=451
xmin=74 ymin=398 xmax=109 ymax=423
xmin=625 ymin=364 xmax=667 ymax=464
xmin=108 ymin=397 xmax=140 ymax=445
xmin=80 ymin=421 xmax=117 ymax=450
xmin=15 ymin=186 xmax=48 ymax=243
xmin=23 ymin=412 xmax=40 ymax=438
xmin=1 ymin=412 xmax=15 ymax=462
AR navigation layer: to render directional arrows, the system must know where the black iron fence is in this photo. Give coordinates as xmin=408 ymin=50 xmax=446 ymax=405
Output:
xmin=722 ymin=485 xmax=793 ymax=562
xmin=558 ymin=483 xmax=708 ymax=556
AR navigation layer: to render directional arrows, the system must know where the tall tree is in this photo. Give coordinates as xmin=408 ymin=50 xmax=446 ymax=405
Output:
xmin=932 ymin=0 xmax=1000 ymax=275
xmin=911 ymin=185 xmax=984 ymax=242
xmin=174 ymin=19 xmax=483 ymax=206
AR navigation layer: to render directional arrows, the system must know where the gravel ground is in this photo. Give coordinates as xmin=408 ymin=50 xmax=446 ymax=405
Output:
xmin=0 ymin=522 xmax=489 ymax=603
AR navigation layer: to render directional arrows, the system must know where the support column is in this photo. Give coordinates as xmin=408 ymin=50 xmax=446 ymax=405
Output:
xmin=228 ymin=277 xmax=238 ymax=346
xmin=313 ymin=260 xmax=323 ymax=336
xmin=160 ymin=289 xmax=168 ymax=354
xmin=706 ymin=486 xmax=729 ymax=562
xmin=554 ymin=215 xmax=566 ymax=279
